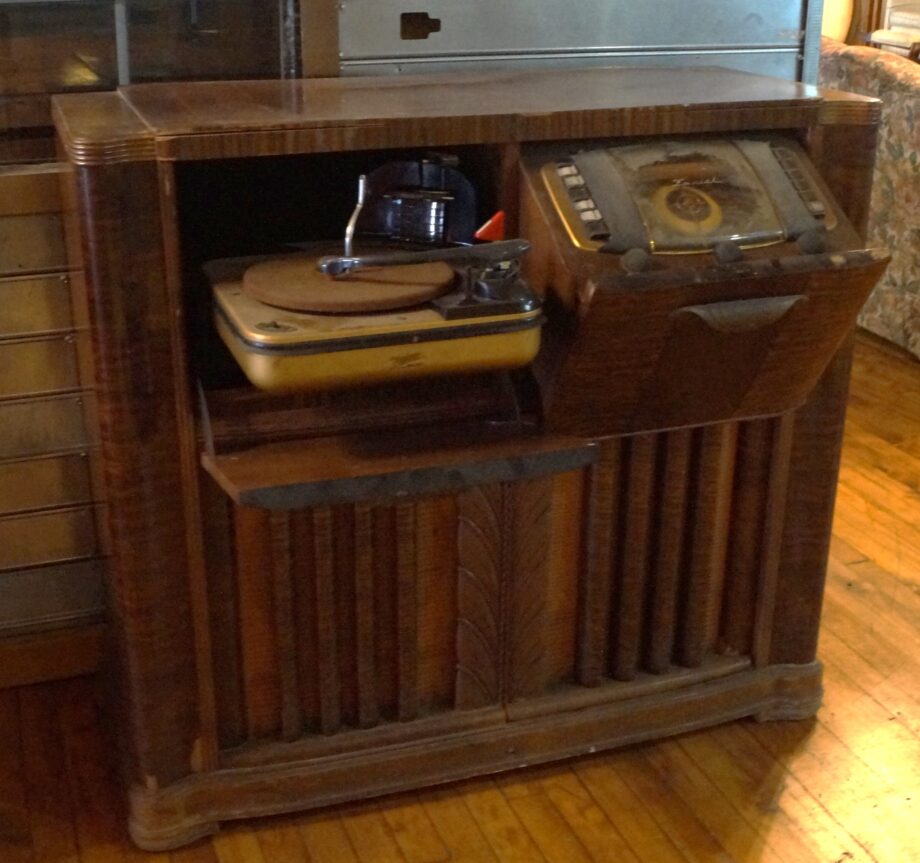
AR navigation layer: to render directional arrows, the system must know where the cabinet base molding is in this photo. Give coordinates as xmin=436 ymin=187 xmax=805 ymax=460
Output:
xmin=128 ymin=661 xmax=821 ymax=852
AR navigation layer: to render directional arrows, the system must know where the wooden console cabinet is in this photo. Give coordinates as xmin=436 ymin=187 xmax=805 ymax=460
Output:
xmin=53 ymin=67 xmax=885 ymax=850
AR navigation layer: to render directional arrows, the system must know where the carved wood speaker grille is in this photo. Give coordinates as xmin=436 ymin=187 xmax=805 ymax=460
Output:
xmin=204 ymin=497 xmax=458 ymax=749
xmin=577 ymin=416 xmax=793 ymax=686
xmin=203 ymin=415 xmax=791 ymax=750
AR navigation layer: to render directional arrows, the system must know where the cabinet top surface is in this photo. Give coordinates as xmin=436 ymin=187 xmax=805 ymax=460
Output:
xmin=51 ymin=66 xmax=876 ymax=165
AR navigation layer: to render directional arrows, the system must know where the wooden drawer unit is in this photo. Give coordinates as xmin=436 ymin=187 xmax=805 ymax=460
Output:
xmin=0 ymin=505 xmax=98 ymax=572
xmin=0 ymin=164 xmax=67 ymax=276
xmin=0 ymin=394 xmax=94 ymax=459
xmin=0 ymin=273 xmax=75 ymax=336
xmin=0 ymin=453 xmax=96 ymax=516
xmin=0 ymin=560 xmax=104 ymax=635
xmin=0 ymin=162 xmax=105 ymax=644
xmin=0 ymin=334 xmax=82 ymax=398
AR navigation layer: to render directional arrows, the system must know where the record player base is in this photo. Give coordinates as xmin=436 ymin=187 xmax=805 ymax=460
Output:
xmin=127 ymin=661 xmax=822 ymax=852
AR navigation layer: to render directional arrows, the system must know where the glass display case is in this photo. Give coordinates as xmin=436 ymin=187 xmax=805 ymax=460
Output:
xmin=0 ymin=0 xmax=284 ymax=136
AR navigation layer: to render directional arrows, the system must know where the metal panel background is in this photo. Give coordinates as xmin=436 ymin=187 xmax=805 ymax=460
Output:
xmin=345 ymin=49 xmax=802 ymax=82
xmin=338 ymin=0 xmax=825 ymax=83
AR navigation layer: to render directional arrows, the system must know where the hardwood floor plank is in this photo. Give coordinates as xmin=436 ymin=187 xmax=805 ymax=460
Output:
xmin=169 ymin=842 xmax=220 ymax=863
xmin=297 ymin=815 xmax=360 ymax=863
xmin=819 ymin=625 xmax=920 ymax=740
xmin=744 ymin=720 xmax=920 ymax=862
xmin=0 ymin=689 xmax=33 ymax=863
xmin=55 ymin=680 xmax=135 ymax=863
xmin=575 ymin=758 xmax=689 ymax=863
xmin=504 ymin=793 xmax=594 ymax=863
xmin=212 ymin=830 xmax=267 ymax=863
xmin=609 ymin=749 xmax=736 ymax=863
xmin=254 ymin=819 xmax=312 ymax=863
xmin=461 ymin=780 xmax=548 ymax=863
xmin=497 ymin=764 xmax=648 ymax=863
xmin=646 ymin=739 xmax=789 ymax=863
xmin=378 ymin=797 xmax=449 ymax=863
xmin=17 ymin=685 xmax=78 ymax=863
xmin=676 ymin=728 xmax=847 ymax=863
xmin=339 ymin=805 xmax=408 ymax=863
xmin=708 ymin=723 xmax=879 ymax=863
xmin=416 ymin=788 xmax=500 ymax=863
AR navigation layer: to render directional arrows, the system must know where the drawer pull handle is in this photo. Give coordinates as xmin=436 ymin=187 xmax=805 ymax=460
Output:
xmin=672 ymin=295 xmax=806 ymax=334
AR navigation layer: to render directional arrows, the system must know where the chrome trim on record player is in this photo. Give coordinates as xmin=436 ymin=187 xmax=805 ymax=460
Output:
xmin=214 ymin=304 xmax=545 ymax=356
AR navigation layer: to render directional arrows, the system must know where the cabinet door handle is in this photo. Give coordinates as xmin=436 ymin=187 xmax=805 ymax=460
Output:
xmin=672 ymin=295 xmax=807 ymax=334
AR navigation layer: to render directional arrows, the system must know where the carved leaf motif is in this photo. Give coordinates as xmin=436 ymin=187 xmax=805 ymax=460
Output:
xmin=455 ymin=484 xmax=503 ymax=708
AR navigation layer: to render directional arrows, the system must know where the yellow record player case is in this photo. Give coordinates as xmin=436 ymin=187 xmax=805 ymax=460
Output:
xmin=207 ymin=254 xmax=543 ymax=392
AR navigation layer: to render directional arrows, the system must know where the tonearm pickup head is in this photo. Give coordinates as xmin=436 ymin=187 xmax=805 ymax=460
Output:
xmin=316 ymin=239 xmax=530 ymax=278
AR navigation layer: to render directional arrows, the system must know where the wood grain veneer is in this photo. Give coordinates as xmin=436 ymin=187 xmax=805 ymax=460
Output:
xmin=52 ymin=67 xmax=886 ymax=849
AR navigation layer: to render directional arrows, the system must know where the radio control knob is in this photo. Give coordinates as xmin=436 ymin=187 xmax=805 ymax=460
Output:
xmin=797 ymin=228 xmax=827 ymax=255
xmin=621 ymin=247 xmax=651 ymax=274
xmin=713 ymin=241 xmax=744 ymax=264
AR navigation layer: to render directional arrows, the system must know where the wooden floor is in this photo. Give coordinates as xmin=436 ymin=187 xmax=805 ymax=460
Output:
xmin=2 ymin=333 xmax=919 ymax=863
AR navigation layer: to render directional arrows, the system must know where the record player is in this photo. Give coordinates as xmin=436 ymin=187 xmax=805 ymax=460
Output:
xmin=208 ymin=156 xmax=543 ymax=392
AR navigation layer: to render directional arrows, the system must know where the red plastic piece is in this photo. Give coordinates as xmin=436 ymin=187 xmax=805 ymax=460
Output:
xmin=474 ymin=210 xmax=506 ymax=242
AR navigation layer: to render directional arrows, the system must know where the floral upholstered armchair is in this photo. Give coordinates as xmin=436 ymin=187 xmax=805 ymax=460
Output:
xmin=820 ymin=37 xmax=920 ymax=359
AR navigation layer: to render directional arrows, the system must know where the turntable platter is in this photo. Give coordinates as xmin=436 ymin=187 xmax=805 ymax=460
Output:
xmin=242 ymin=252 xmax=456 ymax=313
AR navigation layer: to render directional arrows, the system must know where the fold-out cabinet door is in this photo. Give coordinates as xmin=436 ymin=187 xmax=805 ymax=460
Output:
xmin=544 ymin=249 xmax=888 ymax=437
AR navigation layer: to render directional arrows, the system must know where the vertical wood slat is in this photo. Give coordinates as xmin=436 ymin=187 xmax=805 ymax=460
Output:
xmin=202 ymin=479 xmax=244 ymax=750
xmin=645 ymin=429 xmax=692 ymax=674
xmin=610 ymin=435 xmax=658 ymax=682
xmin=507 ymin=477 xmax=553 ymax=700
xmin=544 ymin=470 xmax=585 ymax=686
xmin=396 ymin=503 xmax=419 ymax=721
xmin=268 ymin=511 xmax=301 ymax=742
xmin=234 ymin=507 xmax=281 ymax=740
xmin=678 ymin=423 xmax=739 ymax=668
xmin=753 ymin=413 xmax=796 ymax=667
xmin=333 ymin=507 xmax=358 ymax=726
xmin=353 ymin=504 xmax=379 ymax=729
xmin=721 ymin=420 xmax=773 ymax=657
xmin=415 ymin=496 xmax=459 ymax=713
xmin=312 ymin=507 xmax=341 ymax=734
xmin=290 ymin=510 xmax=320 ymax=732
xmin=576 ymin=441 xmax=622 ymax=687
xmin=372 ymin=506 xmax=399 ymax=720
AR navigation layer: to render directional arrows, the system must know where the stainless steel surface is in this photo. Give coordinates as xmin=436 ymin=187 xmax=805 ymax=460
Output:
xmin=317 ymin=238 xmax=530 ymax=276
xmin=343 ymin=50 xmax=803 ymax=80
xmin=339 ymin=0 xmax=824 ymax=82
xmin=801 ymin=0 xmax=826 ymax=84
